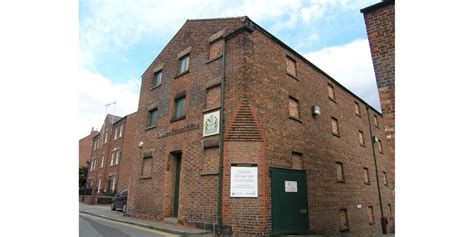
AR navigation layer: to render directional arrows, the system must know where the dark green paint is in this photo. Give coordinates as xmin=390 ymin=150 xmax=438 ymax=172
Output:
xmin=173 ymin=154 xmax=181 ymax=217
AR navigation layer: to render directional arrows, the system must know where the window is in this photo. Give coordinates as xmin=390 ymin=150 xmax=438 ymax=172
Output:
xmin=378 ymin=140 xmax=383 ymax=153
xmin=368 ymin=206 xmax=375 ymax=224
xmin=373 ymin=114 xmax=379 ymax=127
xmin=108 ymin=176 xmax=116 ymax=192
xmin=336 ymin=162 xmax=345 ymax=182
xmin=288 ymin=97 xmax=300 ymax=119
xmin=119 ymin=124 xmax=123 ymax=137
xmin=209 ymin=40 xmax=223 ymax=59
xmin=354 ymin=102 xmax=361 ymax=116
xmin=147 ymin=108 xmax=158 ymax=127
xmin=97 ymin=178 xmax=101 ymax=192
xmin=331 ymin=117 xmax=340 ymax=136
xmin=359 ymin=131 xmax=365 ymax=145
xmin=388 ymin=204 xmax=393 ymax=219
xmin=364 ymin=167 xmax=370 ymax=184
xmin=286 ymin=56 xmax=296 ymax=77
xmin=104 ymin=132 xmax=108 ymax=143
xmin=340 ymin=209 xmax=349 ymax=230
xmin=114 ymin=127 xmax=119 ymax=140
xmin=328 ymin=84 xmax=335 ymax=101
xmin=383 ymin=171 xmax=388 ymax=186
xmin=291 ymin=152 xmax=303 ymax=170
xmin=110 ymin=152 xmax=115 ymax=166
xmin=173 ymin=96 xmax=186 ymax=120
xmin=153 ymin=70 xmax=162 ymax=86
xmin=100 ymin=155 xmax=104 ymax=168
xmin=115 ymin=151 xmax=120 ymax=165
xmin=179 ymin=54 xmax=189 ymax=74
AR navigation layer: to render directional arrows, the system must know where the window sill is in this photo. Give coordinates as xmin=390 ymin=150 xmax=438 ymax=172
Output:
xmin=339 ymin=227 xmax=350 ymax=233
xmin=139 ymin=176 xmax=152 ymax=179
xmin=365 ymin=182 xmax=371 ymax=185
xmin=174 ymin=70 xmax=190 ymax=79
xmin=203 ymin=106 xmax=221 ymax=114
xmin=337 ymin=180 xmax=346 ymax=183
xmin=289 ymin=116 xmax=303 ymax=124
xmin=170 ymin=116 xmax=186 ymax=123
xmin=369 ymin=222 xmax=375 ymax=225
xmin=200 ymin=171 xmax=220 ymax=176
xmin=360 ymin=144 xmax=367 ymax=147
xmin=150 ymin=84 xmax=161 ymax=91
xmin=356 ymin=113 xmax=361 ymax=118
xmin=206 ymin=55 xmax=222 ymax=64
xmin=145 ymin=125 xmax=157 ymax=131
xmin=332 ymin=133 xmax=341 ymax=138
xmin=329 ymin=97 xmax=337 ymax=103
xmin=286 ymin=72 xmax=300 ymax=81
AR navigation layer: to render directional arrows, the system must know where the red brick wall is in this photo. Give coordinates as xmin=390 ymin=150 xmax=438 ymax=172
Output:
xmin=79 ymin=130 xmax=99 ymax=168
xmin=117 ymin=112 xmax=138 ymax=192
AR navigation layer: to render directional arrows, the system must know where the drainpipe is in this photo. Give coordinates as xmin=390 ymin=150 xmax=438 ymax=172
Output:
xmin=366 ymin=105 xmax=385 ymax=233
xmin=216 ymin=36 xmax=226 ymax=235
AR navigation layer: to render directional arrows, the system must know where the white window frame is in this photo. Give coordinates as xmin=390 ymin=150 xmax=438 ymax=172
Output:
xmin=97 ymin=178 xmax=101 ymax=192
xmin=119 ymin=124 xmax=123 ymax=138
xmin=114 ymin=127 xmax=119 ymax=140
xmin=104 ymin=132 xmax=108 ymax=143
xmin=100 ymin=155 xmax=104 ymax=168
xmin=115 ymin=151 xmax=120 ymax=165
xmin=110 ymin=152 xmax=115 ymax=166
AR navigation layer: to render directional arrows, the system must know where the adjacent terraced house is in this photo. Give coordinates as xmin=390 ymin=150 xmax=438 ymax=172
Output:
xmin=127 ymin=16 xmax=395 ymax=236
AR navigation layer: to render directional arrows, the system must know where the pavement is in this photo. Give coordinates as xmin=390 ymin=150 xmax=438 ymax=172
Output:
xmin=79 ymin=202 xmax=212 ymax=236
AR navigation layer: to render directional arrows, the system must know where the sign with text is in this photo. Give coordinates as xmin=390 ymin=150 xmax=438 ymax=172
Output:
xmin=285 ymin=181 xmax=298 ymax=192
xmin=230 ymin=166 xmax=258 ymax=197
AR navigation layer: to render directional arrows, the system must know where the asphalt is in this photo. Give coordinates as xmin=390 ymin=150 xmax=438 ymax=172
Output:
xmin=79 ymin=202 xmax=212 ymax=236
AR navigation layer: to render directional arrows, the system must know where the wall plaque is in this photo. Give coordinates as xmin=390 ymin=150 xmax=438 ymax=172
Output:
xmin=230 ymin=165 xmax=258 ymax=197
xmin=203 ymin=110 xmax=220 ymax=137
xmin=156 ymin=123 xmax=199 ymax=138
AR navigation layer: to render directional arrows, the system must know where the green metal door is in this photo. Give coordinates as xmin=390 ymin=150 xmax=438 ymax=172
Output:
xmin=271 ymin=168 xmax=309 ymax=235
xmin=173 ymin=154 xmax=181 ymax=217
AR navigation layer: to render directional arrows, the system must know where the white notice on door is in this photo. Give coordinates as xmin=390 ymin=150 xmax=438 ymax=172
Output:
xmin=285 ymin=181 xmax=297 ymax=192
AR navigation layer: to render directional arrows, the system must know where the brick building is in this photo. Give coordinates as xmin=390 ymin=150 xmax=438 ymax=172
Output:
xmin=86 ymin=112 xmax=138 ymax=200
xmin=127 ymin=16 xmax=394 ymax=236
xmin=361 ymin=0 xmax=395 ymax=190
xmin=79 ymin=128 xmax=99 ymax=168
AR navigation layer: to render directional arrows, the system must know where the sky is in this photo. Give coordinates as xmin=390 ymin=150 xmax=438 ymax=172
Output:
xmin=79 ymin=0 xmax=382 ymax=138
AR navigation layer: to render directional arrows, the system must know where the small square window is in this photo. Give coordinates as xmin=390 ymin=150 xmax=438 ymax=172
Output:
xmin=359 ymin=131 xmax=365 ymax=146
xmin=368 ymin=206 xmax=375 ymax=224
xmin=373 ymin=114 xmax=379 ymax=127
xmin=383 ymin=171 xmax=388 ymax=186
xmin=173 ymin=96 xmax=186 ymax=120
xmin=331 ymin=117 xmax=340 ymax=136
xmin=364 ymin=167 xmax=370 ymax=184
xmin=179 ymin=55 xmax=190 ymax=74
xmin=340 ymin=209 xmax=349 ymax=230
xmin=289 ymin=97 xmax=300 ymax=119
xmin=354 ymin=102 xmax=361 ymax=116
xmin=153 ymin=70 xmax=162 ymax=86
xmin=336 ymin=162 xmax=345 ymax=182
xmin=328 ymin=84 xmax=336 ymax=101
xmin=147 ymin=109 xmax=158 ymax=127
xmin=286 ymin=57 xmax=296 ymax=77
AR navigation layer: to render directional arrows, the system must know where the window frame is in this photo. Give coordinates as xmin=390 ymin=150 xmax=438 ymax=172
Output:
xmin=378 ymin=140 xmax=384 ymax=153
xmin=172 ymin=96 xmax=186 ymax=121
xmin=373 ymin=114 xmax=380 ymax=128
xmin=331 ymin=117 xmax=340 ymax=136
xmin=178 ymin=54 xmax=190 ymax=74
xmin=368 ymin=206 xmax=375 ymax=224
xmin=340 ymin=208 xmax=349 ymax=231
xmin=147 ymin=108 xmax=158 ymax=128
xmin=153 ymin=70 xmax=162 ymax=87
xmin=288 ymin=96 xmax=300 ymax=120
xmin=328 ymin=83 xmax=336 ymax=102
xmin=354 ymin=101 xmax=361 ymax=116
xmin=336 ymin=161 xmax=345 ymax=183
xmin=359 ymin=130 xmax=366 ymax=146
xmin=383 ymin=171 xmax=388 ymax=186
xmin=363 ymin=167 xmax=370 ymax=185
xmin=286 ymin=56 xmax=297 ymax=77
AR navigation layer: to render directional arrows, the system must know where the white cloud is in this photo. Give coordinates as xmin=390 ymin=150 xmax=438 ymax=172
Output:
xmin=78 ymin=68 xmax=140 ymax=138
xmin=304 ymin=39 xmax=381 ymax=110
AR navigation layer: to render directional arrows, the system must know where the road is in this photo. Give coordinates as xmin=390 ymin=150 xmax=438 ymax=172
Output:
xmin=79 ymin=213 xmax=179 ymax=237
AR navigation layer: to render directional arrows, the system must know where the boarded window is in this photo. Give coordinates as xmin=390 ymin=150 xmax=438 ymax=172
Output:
xmin=383 ymin=171 xmax=388 ymax=185
xmin=359 ymin=131 xmax=365 ymax=145
xmin=289 ymin=97 xmax=300 ymax=119
xmin=206 ymin=86 xmax=221 ymax=109
xmin=209 ymin=40 xmax=223 ymax=59
xmin=340 ymin=209 xmax=349 ymax=229
xmin=201 ymin=147 xmax=219 ymax=174
xmin=286 ymin=56 xmax=296 ymax=76
xmin=331 ymin=117 xmax=340 ymax=136
xmin=336 ymin=162 xmax=345 ymax=182
xmin=142 ymin=157 xmax=153 ymax=177
xmin=291 ymin=152 xmax=303 ymax=170
xmin=364 ymin=167 xmax=370 ymax=184
xmin=328 ymin=84 xmax=335 ymax=101
xmin=388 ymin=204 xmax=393 ymax=218
xmin=354 ymin=102 xmax=360 ymax=116
xmin=368 ymin=206 xmax=375 ymax=223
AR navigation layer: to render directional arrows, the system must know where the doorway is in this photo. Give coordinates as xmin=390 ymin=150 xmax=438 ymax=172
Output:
xmin=171 ymin=152 xmax=182 ymax=217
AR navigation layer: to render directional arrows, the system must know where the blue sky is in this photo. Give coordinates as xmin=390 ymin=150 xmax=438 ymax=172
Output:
xmin=79 ymin=0 xmax=381 ymax=137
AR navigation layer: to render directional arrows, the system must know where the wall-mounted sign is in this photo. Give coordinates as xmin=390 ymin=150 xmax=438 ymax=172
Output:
xmin=156 ymin=123 xmax=199 ymax=138
xmin=203 ymin=110 xmax=220 ymax=137
xmin=230 ymin=165 xmax=258 ymax=197
xmin=285 ymin=181 xmax=298 ymax=192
